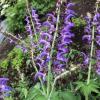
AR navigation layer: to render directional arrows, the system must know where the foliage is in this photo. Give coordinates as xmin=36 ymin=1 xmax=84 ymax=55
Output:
xmin=5 ymin=0 xmax=26 ymax=33
xmin=31 ymin=0 xmax=56 ymax=15
xmin=0 ymin=47 xmax=26 ymax=70
xmin=24 ymin=85 xmax=81 ymax=100
xmin=4 ymin=0 xmax=56 ymax=33
xmin=75 ymin=80 xmax=100 ymax=99
xmin=72 ymin=17 xmax=86 ymax=27
xmin=0 ymin=59 xmax=9 ymax=69
xmin=16 ymin=79 xmax=29 ymax=100
xmin=0 ymin=0 xmax=17 ymax=15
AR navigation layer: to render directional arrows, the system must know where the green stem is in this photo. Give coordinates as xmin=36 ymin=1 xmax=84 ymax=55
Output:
xmin=26 ymin=0 xmax=46 ymax=96
xmin=47 ymin=5 xmax=61 ymax=96
xmin=31 ymin=48 xmax=47 ymax=96
xmin=87 ymin=1 xmax=99 ymax=85
xmin=48 ymin=65 xmax=79 ymax=100
xmin=87 ymin=26 xmax=95 ymax=84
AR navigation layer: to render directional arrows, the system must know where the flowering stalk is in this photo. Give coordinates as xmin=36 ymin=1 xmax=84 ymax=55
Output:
xmin=25 ymin=0 xmax=38 ymax=42
xmin=47 ymin=0 xmax=61 ymax=96
xmin=87 ymin=25 xmax=95 ymax=84
xmin=87 ymin=0 xmax=99 ymax=85
xmin=25 ymin=0 xmax=47 ymax=96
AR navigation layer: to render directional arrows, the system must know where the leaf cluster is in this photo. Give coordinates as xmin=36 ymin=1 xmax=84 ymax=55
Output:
xmin=75 ymin=80 xmax=100 ymax=99
xmin=0 ymin=47 xmax=26 ymax=70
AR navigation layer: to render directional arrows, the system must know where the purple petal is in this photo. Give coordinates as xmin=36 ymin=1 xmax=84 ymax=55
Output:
xmin=35 ymin=72 xmax=46 ymax=81
xmin=0 ymin=78 xmax=9 ymax=85
xmin=96 ymin=35 xmax=100 ymax=46
xmin=67 ymin=3 xmax=75 ymax=8
xmin=82 ymin=35 xmax=91 ymax=44
xmin=96 ymin=50 xmax=100 ymax=60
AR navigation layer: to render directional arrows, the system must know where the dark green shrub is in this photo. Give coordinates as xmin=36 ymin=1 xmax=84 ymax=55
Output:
xmin=5 ymin=0 xmax=26 ymax=33
xmin=5 ymin=0 xmax=56 ymax=33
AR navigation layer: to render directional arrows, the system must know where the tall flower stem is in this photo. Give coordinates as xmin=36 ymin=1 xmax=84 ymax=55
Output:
xmin=87 ymin=25 xmax=95 ymax=85
xmin=87 ymin=1 xmax=99 ymax=85
xmin=47 ymin=3 xmax=61 ymax=96
xmin=31 ymin=50 xmax=46 ymax=96
xmin=25 ymin=0 xmax=46 ymax=96
xmin=26 ymin=0 xmax=38 ymax=42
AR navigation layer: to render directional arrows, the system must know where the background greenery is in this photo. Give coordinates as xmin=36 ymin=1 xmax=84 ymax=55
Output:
xmin=0 ymin=0 xmax=56 ymax=33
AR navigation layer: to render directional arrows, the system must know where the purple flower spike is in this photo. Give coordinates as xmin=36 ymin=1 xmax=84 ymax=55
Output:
xmin=56 ymin=2 xmax=75 ymax=66
xmin=25 ymin=16 xmax=32 ymax=34
xmin=36 ymin=13 xmax=55 ymax=71
xmin=32 ymin=9 xmax=41 ymax=33
xmin=84 ymin=16 xmax=92 ymax=34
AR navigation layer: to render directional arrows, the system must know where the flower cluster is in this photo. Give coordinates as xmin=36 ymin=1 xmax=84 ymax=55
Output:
xmin=81 ymin=16 xmax=92 ymax=66
xmin=0 ymin=78 xmax=11 ymax=98
xmin=94 ymin=13 xmax=100 ymax=75
xmin=82 ymin=11 xmax=100 ymax=74
xmin=35 ymin=13 xmax=56 ymax=79
xmin=55 ymin=3 xmax=76 ymax=69
xmin=25 ymin=9 xmax=41 ymax=35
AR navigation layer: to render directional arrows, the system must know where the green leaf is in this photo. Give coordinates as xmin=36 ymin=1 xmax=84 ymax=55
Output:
xmin=59 ymin=91 xmax=81 ymax=100
xmin=34 ymin=95 xmax=46 ymax=100
xmin=51 ymin=91 xmax=60 ymax=100
xmin=25 ymin=83 xmax=42 ymax=100
xmin=75 ymin=81 xmax=100 ymax=98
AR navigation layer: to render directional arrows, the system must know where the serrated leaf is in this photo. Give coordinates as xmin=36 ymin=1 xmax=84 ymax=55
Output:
xmin=25 ymin=83 xmax=42 ymax=100
xmin=51 ymin=91 xmax=60 ymax=100
xmin=75 ymin=82 xmax=84 ymax=90
xmin=59 ymin=91 xmax=81 ymax=100
xmin=76 ymin=81 xmax=100 ymax=97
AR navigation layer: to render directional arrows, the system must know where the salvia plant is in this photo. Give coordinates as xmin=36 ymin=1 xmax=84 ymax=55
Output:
xmin=0 ymin=0 xmax=100 ymax=100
